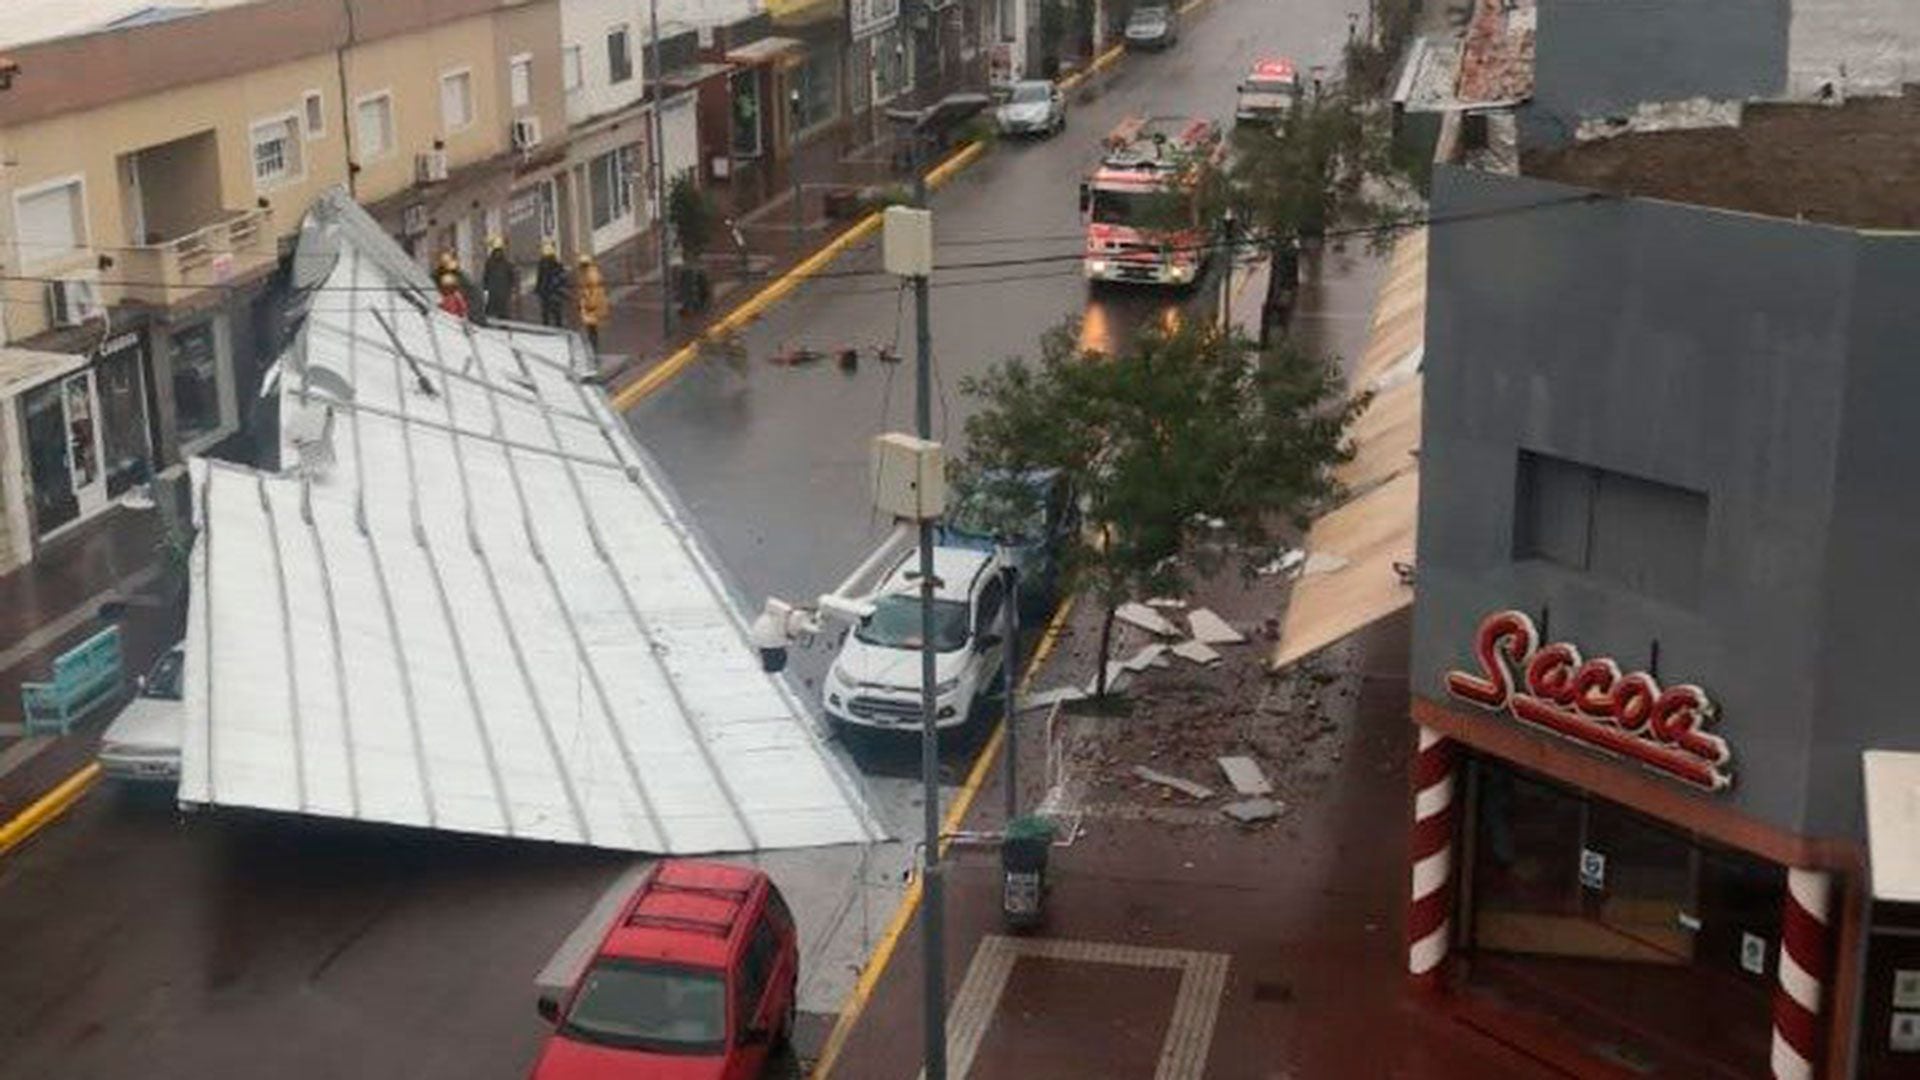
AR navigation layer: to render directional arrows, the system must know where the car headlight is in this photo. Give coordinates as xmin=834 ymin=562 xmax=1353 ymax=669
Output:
xmin=935 ymin=676 xmax=961 ymax=696
xmin=1087 ymin=259 xmax=1109 ymax=275
xmin=1168 ymin=264 xmax=1193 ymax=282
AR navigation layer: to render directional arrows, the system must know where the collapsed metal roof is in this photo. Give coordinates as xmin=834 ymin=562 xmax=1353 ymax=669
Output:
xmin=179 ymin=189 xmax=884 ymax=854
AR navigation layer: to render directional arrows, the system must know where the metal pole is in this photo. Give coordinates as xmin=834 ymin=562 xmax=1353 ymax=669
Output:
xmin=649 ymin=0 xmax=672 ymax=342
xmin=911 ymin=121 xmax=948 ymax=1080
xmin=1220 ymin=209 xmax=1235 ymax=332
xmin=1002 ymin=563 xmax=1019 ymax=823
xmin=792 ymin=91 xmax=804 ymax=252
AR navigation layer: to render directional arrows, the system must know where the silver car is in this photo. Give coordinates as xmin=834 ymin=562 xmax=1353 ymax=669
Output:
xmin=1124 ymin=5 xmax=1179 ymax=50
xmin=98 ymin=644 xmax=184 ymax=784
xmin=995 ymin=80 xmax=1066 ymax=137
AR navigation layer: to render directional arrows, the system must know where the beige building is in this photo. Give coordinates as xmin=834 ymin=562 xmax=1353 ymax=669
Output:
xmin=0 ymin=0 xmax=566 ymax=575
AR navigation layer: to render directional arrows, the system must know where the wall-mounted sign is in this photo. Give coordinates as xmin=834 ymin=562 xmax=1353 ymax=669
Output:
xmin=1895 ymin=969 xmax=1920 ymax=1010
xmin=1447 ymin=610 xmax=1734 ymax=792
xmin=850 ymin=0 xmax=901 ymax=40
xmin=1740 ymin=932 xmax=1768 ymax=975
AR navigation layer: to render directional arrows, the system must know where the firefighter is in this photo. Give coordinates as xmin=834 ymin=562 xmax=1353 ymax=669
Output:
xmin=535 ymin=242 xmax=569 ymax=328
xmin=576 ymin=254 xmax=609 ymax=351
xmin=436 ymin=271 xmax=470 ymax=320
xmin=482 ymin=236 xmax=515 ymax=322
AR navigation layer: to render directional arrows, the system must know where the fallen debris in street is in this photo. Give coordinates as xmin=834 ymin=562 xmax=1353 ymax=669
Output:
xmin=1217 ymin=755 xmax=1274 ymax=796
xmin=1299 ymin=552 xmax=1351 ymax=577
xmin=1022 ymin=686 xmax=1089 ymax=711
xmin=1187 ymin=607 xmax=1247 ymax=645
xmin=1120 ymin=643 xmax=1171 ymax=672
xmin=1132 ymin=765 xmax=1215 ymax=800
xmin=1221 ymin=797 xmax=1284 ymax=824
xmin=1171 ymin=639 xmax=1223 ymax=665
xmin=1116 ymin=601 xmax=1182 ymax=636
xmin=1257 ymin=549 xmax=1305 ymax=577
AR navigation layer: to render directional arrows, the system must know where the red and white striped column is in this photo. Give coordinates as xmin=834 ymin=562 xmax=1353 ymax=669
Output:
xmin=1771 ymin=868 xmax=1834 ymax=1079
xmin=1408 ymin=725 xmax=1459 ymax=988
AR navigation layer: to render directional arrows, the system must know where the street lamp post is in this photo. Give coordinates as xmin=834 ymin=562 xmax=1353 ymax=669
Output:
xmin=790 ymin=88 xmax=804 ymax=252
xmin=648 ymin=0 xmax=672 ymax=341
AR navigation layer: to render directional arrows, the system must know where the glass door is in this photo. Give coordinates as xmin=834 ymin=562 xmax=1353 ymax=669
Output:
xmin=22 ymin=371 xmax=107 ymax=538
xmin=62 ymin=373 xmax=106 ymax=520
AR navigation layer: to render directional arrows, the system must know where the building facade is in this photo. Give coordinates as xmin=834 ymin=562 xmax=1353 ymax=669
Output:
xmin=0 ymin=0 xmax=568 ymax=576
xmin=1408 ymin=102 xmax=1920 ymax=1076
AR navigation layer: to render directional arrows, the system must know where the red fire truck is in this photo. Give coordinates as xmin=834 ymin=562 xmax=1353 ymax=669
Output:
xmin=1079 ymin=115 xmax=1224 ymax=288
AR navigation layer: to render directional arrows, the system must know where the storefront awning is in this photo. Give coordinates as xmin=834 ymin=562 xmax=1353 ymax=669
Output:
xmin=179 ymin=190 xmax=886 ymax=855
xmin=1271 ymin=229 xmax=1427 ymax=670
xmin=1863 ymin=751 xmax=1920 ymax=902
xmin=725 ymin=35 xmax=805 ymax=65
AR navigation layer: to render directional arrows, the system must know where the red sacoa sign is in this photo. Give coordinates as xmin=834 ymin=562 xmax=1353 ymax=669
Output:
xmin=1445 ymin=610 xmax=1733 ymax=792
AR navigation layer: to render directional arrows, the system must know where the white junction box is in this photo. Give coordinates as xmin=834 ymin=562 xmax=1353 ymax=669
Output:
xmin=871 ymin=432 xmax=945 ymax=520
xmin=882 ymin=206 xmax=934 ymax=278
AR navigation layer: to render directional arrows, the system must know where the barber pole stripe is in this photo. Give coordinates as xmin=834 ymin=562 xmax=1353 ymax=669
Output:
xmin=1408 ymin=726 xmax=1458 ymax=984
xmin=1770 ymin=868 xmax=1833 ymax=1080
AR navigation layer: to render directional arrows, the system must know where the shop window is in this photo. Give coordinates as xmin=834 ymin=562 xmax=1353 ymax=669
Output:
xmin=608 ymin=25 xmax=634 ymax=84
xmin=171 ymin=321 xmax=224 ymax=446
xmin=730 ymin=69 xmax=763 ymax=158
xmin=791 ymin=50 xmax=839 ymax=135
xmin=98 ymin=341 xmax=153 ymax=497
xmin=14 ymin=177 xmax=87 ymax=269
xmin=24 ymin=381 xmax=79 ymax=535
xmin=874 ymin=28 xmax=912 ymax=103
xmin=589 ymin=145 xmax=637 ymax=230
xmin=1513 ymin=450 xmax=1708 ymax=607
xmin=563 ymin=45 xmax=583 ymax=91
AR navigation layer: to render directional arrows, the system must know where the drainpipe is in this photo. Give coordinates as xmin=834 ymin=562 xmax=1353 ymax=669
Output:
xmin=336 ymin=0 xmax=359 ymax=199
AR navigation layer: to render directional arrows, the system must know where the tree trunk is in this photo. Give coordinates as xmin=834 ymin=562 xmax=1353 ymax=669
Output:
xmin=1095 ymin=601 xmax=1117 ymax=699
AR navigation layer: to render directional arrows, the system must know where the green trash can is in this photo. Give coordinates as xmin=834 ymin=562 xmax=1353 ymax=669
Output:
xmin=1002 ymin=814 xmax=1056 ymax=931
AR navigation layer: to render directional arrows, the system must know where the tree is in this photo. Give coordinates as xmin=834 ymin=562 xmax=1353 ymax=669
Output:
xmin=1206 ymin=77 xmax=1410 ymax=345
xmin=957 ymin=321 xmax=1365 ymax=699
xmin=667 ymin=169 xmax=719 ymax=260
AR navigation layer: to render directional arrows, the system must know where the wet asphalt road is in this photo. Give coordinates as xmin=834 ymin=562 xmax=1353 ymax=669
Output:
xmin=0 ymin=1 xmax=1377 ymax=1077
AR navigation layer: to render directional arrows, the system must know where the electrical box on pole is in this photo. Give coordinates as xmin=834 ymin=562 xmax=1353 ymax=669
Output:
xmin=883 ymin=206 xmax=934 ymax=278
xmin=871 ymin=433 xmax=946 ymax=520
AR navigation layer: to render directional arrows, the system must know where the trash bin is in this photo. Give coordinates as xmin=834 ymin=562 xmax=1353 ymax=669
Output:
xmin=1001 ymin=814 xmax=1055 ymax=931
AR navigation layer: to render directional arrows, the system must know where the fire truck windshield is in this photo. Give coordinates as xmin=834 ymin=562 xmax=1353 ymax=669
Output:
xmin=1089 ymin=187 xmax=1185 ymax=227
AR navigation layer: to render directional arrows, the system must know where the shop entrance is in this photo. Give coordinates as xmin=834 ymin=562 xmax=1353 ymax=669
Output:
xmin=24 ymin=370 xmax=107 ymax=537
xmin=1463 ymin=759 xmax=1781 ymax=1077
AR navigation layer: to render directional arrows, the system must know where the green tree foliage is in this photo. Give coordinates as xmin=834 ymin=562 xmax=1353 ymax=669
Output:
xmin=1213 ymin=85 xmax=1401 ymax=247
xmin=957 ymin=321 xmax=1365 ymax=697
xmin=668 ymin=169 xmax=719 ymax=260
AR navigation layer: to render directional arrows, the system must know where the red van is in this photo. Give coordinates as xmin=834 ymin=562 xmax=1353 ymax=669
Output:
xmin=531 ymin=861 xmax=798 ymax=1079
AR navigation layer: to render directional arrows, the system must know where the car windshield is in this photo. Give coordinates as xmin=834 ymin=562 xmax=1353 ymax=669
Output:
xmin=1009 ymin=82 xmax=1051 ymax=104
xmin=1091 ymin=187 xmax=1185 ymax=227
xmin=562 ymin=960 xmax=726 ymax=1055
xmin=1244 ymin=78 xmax=1298 ymax=96
xmin=856 ymin=595 xmax=971 ymax=652
xmin=142 ymin=650 xmax=185 ymax=701
xmin=1129 ymin=9 xmax=1166 ymax=27
xmin=948 ymin=489 xmax=1046 ymax=544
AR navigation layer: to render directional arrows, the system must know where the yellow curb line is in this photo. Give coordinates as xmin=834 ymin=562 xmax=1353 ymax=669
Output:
xmin=0 ymin=761 xmax=101 ymax=858
xmin=810 ymin=593 xmax=1077 ymax=1080
xmin=611 ymin=140 xmax=991 ymax=412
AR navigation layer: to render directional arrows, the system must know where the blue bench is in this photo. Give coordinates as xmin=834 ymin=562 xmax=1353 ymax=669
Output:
xmin=21 ymin=625 xmax=125 ymax=736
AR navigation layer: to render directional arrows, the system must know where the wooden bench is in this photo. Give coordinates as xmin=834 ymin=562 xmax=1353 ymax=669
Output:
xmin=20 ymin=625 xmax=125 ymax=736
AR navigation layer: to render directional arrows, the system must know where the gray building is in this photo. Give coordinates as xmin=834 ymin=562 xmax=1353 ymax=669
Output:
xmin=1407 ymin=86 xmax=1920 ymax=1079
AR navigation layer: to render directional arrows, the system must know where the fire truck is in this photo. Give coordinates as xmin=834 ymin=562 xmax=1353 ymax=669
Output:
xmin=1079 ymin=115 xmax=1224 ymax=288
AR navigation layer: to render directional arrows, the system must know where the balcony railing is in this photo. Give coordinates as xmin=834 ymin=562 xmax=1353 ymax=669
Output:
xmin=116 ymin=207 xmax=274 ymax=307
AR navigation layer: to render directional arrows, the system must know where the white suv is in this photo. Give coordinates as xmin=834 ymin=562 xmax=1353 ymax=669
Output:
xmin=823 ymin=547 xmax=1010 ymax=732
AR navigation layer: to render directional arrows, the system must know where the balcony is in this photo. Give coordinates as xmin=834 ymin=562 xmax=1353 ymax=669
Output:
xmin=116 ymin=208 xmax=274 ymax=308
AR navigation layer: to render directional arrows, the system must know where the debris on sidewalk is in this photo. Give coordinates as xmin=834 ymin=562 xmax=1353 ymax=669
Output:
xmin=1116 ymin=601 xmax=1181 ymax=637
xmin=1145 ymin=597 xmax=1187 ymax=609
xmin=1257 ymin=549 xmax=1305 ymax=577
xmin=1022 ymin=685 xmax=1089 ymax=712
xmin=1186 ymin=607 xmax=1246 ymax=645
xmin=1217 ymin=755 xmax=1274 ymax=796
xmin=1221 ymin=797 xmax=1285 ymax=824
xmin=1132 ymin=765 xmax=1215 ymax=800
xmin=1085 ymin=666 xmax=1134 ymax=696
xmin=1171 ymin=639 xmax=1223 ymax=666
xmin=1120 ymin=643 xmax=1171 ymax=672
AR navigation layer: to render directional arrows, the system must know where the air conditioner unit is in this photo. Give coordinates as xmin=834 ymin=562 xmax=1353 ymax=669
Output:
xmin=415 ymin=150 xmax=450 ymax=184
xmin=48 ymin=274 xmax=104 ymax=328
xmin=511 ymin=115 xmax=543 ymax=151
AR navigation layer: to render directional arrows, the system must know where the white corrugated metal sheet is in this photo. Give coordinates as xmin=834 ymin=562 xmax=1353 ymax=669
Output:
xmin=179 ymin=190 xmax=883 ymax=854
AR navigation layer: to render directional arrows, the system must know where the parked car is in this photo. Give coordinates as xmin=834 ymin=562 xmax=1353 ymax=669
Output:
xmin=822 ymin=546 xmax=1010 ymax=733
xmin=938 ymin=469 xmax=1077 ymax=616
xmin=995 ymin=79 xmax=1067 ymax=137
xmin=97 ymin=643 xmax=185 ymax=784
xmin=532 ymin=861 xmax=798 ymax=1080
xmin=1124 ymin=4 xmax=1179 ymax=50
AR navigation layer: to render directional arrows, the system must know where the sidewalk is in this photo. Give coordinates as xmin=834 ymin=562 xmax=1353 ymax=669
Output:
xmin=816 ymin=584 xmax=1552 ymax=1079
xmin=0 ymin=501 xmax=187 ymax=821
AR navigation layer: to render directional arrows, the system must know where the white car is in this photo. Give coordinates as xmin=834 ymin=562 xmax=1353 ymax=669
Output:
xmin=823 ymin=547 xmax=1010 ymax=732
xmin=995 ymin=80 xmax=1066 ymax=137
xmin=98 ymin=644 xmax=185 ymax=784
